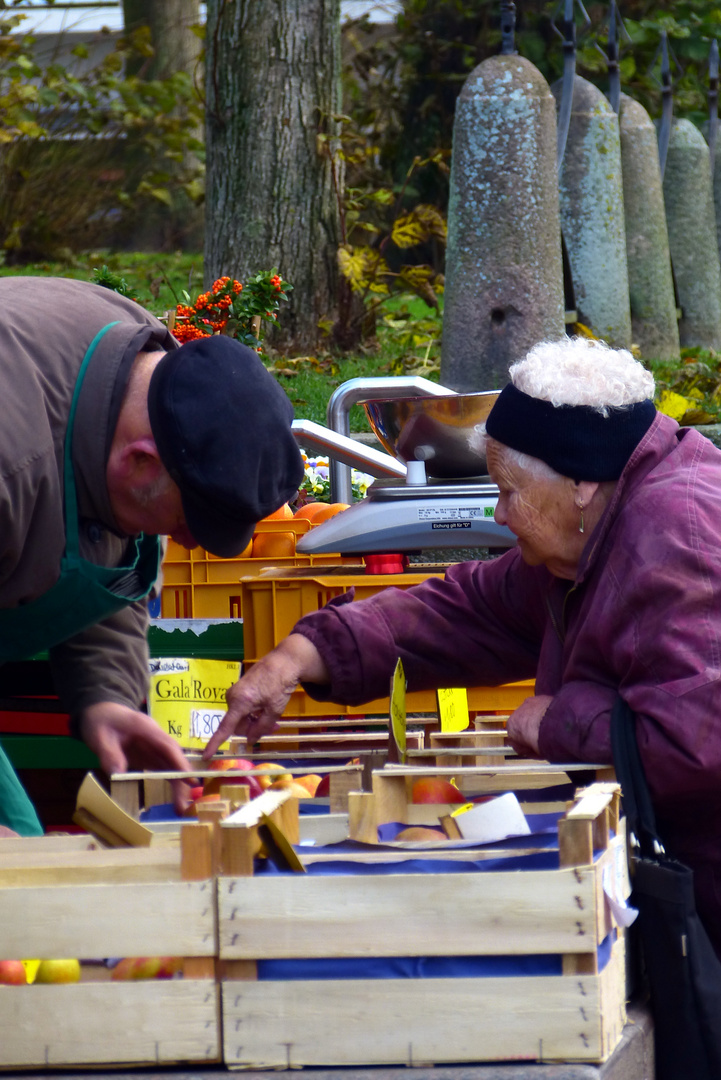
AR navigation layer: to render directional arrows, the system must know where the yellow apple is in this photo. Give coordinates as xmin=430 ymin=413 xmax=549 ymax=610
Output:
xmin=257 ymin=763 xmax=292 ymax=789
xmin=34 ymin=958 xmax=81 ymax=984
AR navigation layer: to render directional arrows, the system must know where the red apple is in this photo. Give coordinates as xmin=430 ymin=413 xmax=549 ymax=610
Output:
xmin=411 ymin=778 xmax=466 ymax=804
xmin=0 ymin=960 xmax=27 ymax=985
xmin=204 ymin=758 xmax=262 ymax=798
xmin=315 ymin=774 xmax=330 ymax=798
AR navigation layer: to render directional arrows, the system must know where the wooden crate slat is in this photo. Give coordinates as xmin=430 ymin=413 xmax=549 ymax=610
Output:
xmin=222 ymin=942 xmax=625 ymax=1067
xmin=0 ymin=981 xmax=219 ymax=1067
xmin=218 ymin=868 xmax=600 ymax=959
xmin=0 ymin=880 xmax=216 ymax=959
xmin=0 ymin=846 xmax=180 ymax=886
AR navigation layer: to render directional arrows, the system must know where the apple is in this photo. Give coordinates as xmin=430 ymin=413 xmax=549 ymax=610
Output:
xmin=204 ymin=758 xmax=262 ymax=798
xmin=34 ymin=958 xmax=81 ymax=984
xmin=271 ymin=780 xmax=313 ymax=799
xmin=315 ymin=774 xmax=330 ymax=798
xmin=394 ymin=826 xmax=448 ymax=842
xmin=0 ymin=960 xmax=27 ymax=985
xmin=207 ymin=756 xmax=243 ymax=772
xmin=294 ymin=774 xmax=322 ymax=796
xmin=411 ymin=778 xmax=466 ymax=804
xmin=111 ymin=956 xmax=182 ymax=981
xmin=256 ymin=763 xmax=292 ymax=790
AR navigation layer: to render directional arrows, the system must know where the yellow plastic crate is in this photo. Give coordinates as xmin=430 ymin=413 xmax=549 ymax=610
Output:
xmin=160 ymin=523 xmax=357 ymax=619
xmin=239 ymin=566 xmax=534 ymax=716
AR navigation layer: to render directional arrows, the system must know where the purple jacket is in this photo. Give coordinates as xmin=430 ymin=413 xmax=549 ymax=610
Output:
xmin=296 ymin=413 xmax=721 ymax=935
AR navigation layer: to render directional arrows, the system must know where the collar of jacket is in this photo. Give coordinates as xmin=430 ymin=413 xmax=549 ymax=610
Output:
xmin=573 ymin=411 xmax=682 ymax=586
xmin=73 ymin=320 xmax=175 ymax=534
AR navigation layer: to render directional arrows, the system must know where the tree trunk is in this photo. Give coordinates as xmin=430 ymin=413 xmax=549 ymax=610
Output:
xmin=204 ymin=0 xmax=341 ymax=354
xmin=122 ymin=0 xmax=202 ymax=80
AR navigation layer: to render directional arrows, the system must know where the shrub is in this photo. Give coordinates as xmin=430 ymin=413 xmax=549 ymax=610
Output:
xmin=0 ymin=14 xmax=204 ymax=262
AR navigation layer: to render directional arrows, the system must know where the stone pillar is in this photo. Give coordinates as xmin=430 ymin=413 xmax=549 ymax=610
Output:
xmin=440 ymin=55 xmax=565 ymax=393
xmin=551 ymin=76 xmax=632 ymax=349
xmin=619 ymin=94 xmax=680 ymax=361
xmin=663 ymin=119 xmax=721 ymax=350
xmin=711 ymin=136 xmax=721 ymax=288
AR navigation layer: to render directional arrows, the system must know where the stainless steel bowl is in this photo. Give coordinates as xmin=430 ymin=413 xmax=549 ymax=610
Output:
xmin=364 ymin=390 xmax=500 ymax=478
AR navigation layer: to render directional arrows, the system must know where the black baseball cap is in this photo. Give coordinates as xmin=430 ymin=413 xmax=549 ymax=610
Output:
xmin=147 ymin=336 xmax=305 ymax=557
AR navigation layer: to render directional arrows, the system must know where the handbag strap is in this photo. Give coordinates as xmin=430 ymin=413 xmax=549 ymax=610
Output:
xmin=610 ymin=696 xmax=665 ymax=858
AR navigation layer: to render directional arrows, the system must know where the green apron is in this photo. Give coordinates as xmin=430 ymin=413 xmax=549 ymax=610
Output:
xmin=0 ymin=322 xmax=162 ymax=834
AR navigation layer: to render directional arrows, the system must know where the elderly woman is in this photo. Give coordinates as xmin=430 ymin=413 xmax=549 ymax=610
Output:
xmin=207 ymin=336 xmax=721 ymax=953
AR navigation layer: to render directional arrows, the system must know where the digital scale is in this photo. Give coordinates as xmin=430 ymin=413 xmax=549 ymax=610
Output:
xmin=291 ymin=377 xmax=517 ymax=558
xmin=296 ymin=475 xmax=515 ymax=556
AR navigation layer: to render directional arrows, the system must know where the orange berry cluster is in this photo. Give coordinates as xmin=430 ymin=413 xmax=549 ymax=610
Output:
xmin=173 ymin=277 xmax=244 ymax=343
xmin=171 ymin=271 xmax=288 ymax=348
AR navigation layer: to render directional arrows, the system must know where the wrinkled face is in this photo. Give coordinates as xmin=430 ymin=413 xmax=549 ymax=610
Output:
xmin=487 ymin=439 xmax=580 ymax=579
xmin=125 ymin=473 xmax=198 ymax=549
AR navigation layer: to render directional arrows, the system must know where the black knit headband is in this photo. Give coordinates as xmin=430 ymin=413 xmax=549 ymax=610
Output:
xmin=485 ymin=383 xmax=657 ymax=481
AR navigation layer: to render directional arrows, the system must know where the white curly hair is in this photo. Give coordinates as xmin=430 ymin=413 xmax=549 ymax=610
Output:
xmin=509 ymin=337 xmax=655 ymax=417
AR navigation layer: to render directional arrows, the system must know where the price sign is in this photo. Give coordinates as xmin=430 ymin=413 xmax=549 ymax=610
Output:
xmin=149 ymin=657 xmax=241 ymax=749
xmin=437 ymin=687 xmax=470 ymax=733
xmin=389 ymin=658 xmax=407 ymax=763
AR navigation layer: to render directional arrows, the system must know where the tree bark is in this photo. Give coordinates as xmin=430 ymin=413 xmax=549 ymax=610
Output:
xmin=122 ymin=0 xmax=202 ymax=81
xmin=204 ymin=0 xmax=341 ymax=353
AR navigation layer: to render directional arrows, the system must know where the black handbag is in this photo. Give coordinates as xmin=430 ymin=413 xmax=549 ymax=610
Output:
xmin=610 ymin=696 xmax=721 ymax=1080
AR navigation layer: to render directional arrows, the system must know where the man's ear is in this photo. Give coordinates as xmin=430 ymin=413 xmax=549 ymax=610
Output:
xmin=113 ymin=437 xmax=164 ymax=483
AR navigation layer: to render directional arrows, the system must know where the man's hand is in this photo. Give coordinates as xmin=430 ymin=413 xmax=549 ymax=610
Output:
xmin=203 ymin=634 xmax=330 ymax=759
xmin=79 ymin=701 xmax=193 ymax=814
xmin=506 ymin=694 xmax=553 ymax=759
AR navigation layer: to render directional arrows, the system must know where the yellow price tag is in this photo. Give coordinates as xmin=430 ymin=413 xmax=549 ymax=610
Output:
xmin=437 ymin=687 xmax=470 ymax=733
xmin=390 ymin=658 xmax=407 ymax=763
xmin=21 ymin=959 xmax=40 ymax=984
xmin=149 ymin=657 xmax=241 ymax=750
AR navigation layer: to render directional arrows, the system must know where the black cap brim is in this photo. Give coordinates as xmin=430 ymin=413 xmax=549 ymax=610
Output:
xmin=182 ymin=486 xmax=257 ymax=558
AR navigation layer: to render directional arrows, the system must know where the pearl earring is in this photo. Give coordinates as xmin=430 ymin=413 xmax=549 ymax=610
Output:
xmin=578 ymin=502 xmax=585 ymax=534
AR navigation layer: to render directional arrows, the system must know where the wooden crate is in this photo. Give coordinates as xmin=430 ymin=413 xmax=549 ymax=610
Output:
xmin=216 ymin=781 xmax=629 ymax=1068
xmin=0 ymin=829 xmax=220 ymax=1069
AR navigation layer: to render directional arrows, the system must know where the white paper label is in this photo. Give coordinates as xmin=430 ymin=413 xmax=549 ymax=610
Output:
xmin=189 ymin=708 xmax=226 ymax=743
xmin=603 ymin=843 xmax=639 ymax=928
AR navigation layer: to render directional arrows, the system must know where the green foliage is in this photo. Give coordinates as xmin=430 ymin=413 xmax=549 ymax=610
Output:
xmin=648 ymin=348 xmax=721 ymax=425
xmin=92 ymin=264 xmax=136 ymax=300
xmin=0 ymin=13 xmax=204 ymax=261
xmin=319 ymin=111 xmax=447 ymax=346
xmin=377 ymin=294 xmax=443 ymax=379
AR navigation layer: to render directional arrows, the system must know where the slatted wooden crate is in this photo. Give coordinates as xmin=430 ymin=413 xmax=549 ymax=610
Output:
xmin=216 ymin=781 xmax=629 ymax=1068
xmin=0 ymin=831 xmax=219 ymax=1069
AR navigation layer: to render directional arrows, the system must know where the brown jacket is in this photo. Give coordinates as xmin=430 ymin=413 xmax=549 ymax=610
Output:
xmin=0 ymin=276 xmax=176 ymax=719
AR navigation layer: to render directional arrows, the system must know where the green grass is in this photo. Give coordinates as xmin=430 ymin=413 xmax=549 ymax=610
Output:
xmin=0 ymin=251 xmax=203 ymax=315
xmin=0 ymin=253 xmax=443 ymax=432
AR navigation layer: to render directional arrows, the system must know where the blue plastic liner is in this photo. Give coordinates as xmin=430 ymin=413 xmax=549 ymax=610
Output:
xmin=257 ymin=932 xmax=616 ymax=982
xmin=256 ymin=847 xmax=562 ymax=874
xmin=141 ymin=798 xmax=331 ymax=822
